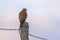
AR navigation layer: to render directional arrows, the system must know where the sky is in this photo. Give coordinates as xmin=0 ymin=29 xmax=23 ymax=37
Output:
xmin=0 ymin=0 xmax=60 ymax=40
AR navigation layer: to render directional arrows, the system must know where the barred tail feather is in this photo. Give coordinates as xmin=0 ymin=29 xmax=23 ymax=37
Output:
xmin=20 ymin=23 xmax=23 ymax=28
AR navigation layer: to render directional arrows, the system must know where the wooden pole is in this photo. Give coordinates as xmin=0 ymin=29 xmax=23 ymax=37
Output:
xmin=19 ymin=22 xmax=29 ymax=40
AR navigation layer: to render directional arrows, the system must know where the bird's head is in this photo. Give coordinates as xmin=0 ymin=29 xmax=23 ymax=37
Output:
xmin=22 ymin=8 xmax=27 ymax=12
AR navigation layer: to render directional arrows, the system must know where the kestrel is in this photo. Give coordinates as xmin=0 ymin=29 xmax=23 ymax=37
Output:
xmin=19 ymin=8 xmax=27 ymax=28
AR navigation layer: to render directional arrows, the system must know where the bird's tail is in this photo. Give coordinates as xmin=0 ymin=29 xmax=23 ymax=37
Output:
xmin=20 ymin=23 xmax=23 ymax=28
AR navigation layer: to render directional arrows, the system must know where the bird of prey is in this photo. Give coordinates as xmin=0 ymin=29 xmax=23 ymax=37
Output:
xmin=19 ymin=8 xmax=27 ymax=28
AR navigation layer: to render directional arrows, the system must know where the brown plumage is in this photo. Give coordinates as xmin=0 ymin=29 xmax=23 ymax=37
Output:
xmin=19 ymin=8 xmax=27 ymax=28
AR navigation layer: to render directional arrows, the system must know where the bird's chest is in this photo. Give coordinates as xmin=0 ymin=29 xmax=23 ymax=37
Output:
xmin=19 ymin=13 xmax=27 ymax=18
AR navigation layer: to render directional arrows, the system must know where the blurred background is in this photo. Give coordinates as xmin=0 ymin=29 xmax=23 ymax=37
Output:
xmin=0 ymin=0 xmax=60 ymax=40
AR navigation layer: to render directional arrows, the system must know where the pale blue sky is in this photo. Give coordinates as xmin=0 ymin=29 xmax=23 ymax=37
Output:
xmin=0 ymin=0 xmax=60 ymax=40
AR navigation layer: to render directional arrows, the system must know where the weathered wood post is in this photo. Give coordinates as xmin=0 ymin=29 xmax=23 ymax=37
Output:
xmin=19 ymin=22 xmax=29 ymax=40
